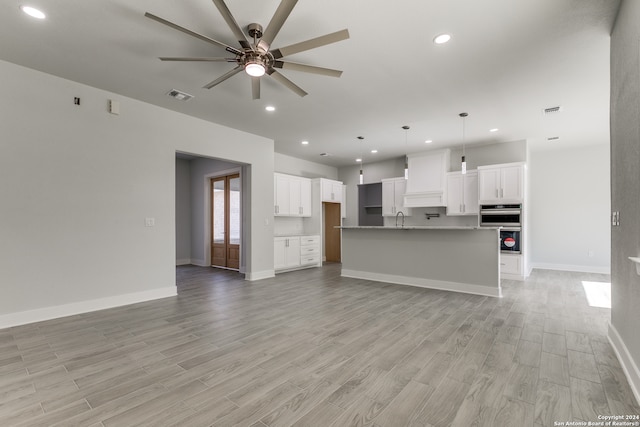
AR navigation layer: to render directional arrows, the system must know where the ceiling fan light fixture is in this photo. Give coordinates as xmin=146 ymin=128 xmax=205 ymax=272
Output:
xmin=433 ymin=34 xmax=451 ymax=45
xmin=20 ymin=5 xmax=46 ymax=19
xmin=245 ymin=62 xmax=266 ymax=77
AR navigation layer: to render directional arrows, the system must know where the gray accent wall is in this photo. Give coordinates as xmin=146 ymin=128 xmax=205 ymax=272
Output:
xmin=611 ymin=0 xmax=640 ymax=393
xmin=175 ymin=158 xmax=192 ymax=263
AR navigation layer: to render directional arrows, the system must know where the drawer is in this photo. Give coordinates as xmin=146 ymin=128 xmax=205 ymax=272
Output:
xmin=500 ymin=254 xmax=522 ymax=275
xmin=300 ymin=246 xmax=319 ymax=256
xmin=300 ymin=235 xmax=320 ymax=245
xmin=300 ymin=254 xmax=321 ymax=265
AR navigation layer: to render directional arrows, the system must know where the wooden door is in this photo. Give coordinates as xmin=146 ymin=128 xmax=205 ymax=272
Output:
xmin=211 ymin=174 xmax=240 ymax=270
xmin=324 ymin=202 xmax=341 ymax=262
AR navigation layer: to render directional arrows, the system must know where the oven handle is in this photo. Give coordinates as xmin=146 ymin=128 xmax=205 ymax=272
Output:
xmin=480 ymin=210 xmax=521 ymax=215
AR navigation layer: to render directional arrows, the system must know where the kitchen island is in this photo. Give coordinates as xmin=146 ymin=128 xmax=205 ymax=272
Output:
xmin=340 ymin=226 xmax=502 ymax=297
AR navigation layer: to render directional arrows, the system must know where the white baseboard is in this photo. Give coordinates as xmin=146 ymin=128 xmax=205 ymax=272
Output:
xmin=530 ymin=262 xmax=611 ymax=275
xmin=341 ymin=269 xmax=502 ymax=298
xmin=175 ymin=259 xmax=191 ymax=266
xmin=191 ymin=259 xmax=208 ymax=267
xmin=0 ymin=287 xmax=177 ymax=329
xmin=608 ymin=322 xmax=640 ymax=406
xmin=245 ymin=270 xmax=275 ymax=281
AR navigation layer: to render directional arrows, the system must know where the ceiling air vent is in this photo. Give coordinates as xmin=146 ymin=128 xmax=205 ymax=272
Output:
xmin=166 ymin=89 xmax=194 ymax=102
xmin=543 ymin=105 xmax=562 ymax=115
xmin=320 ymin=152 xmax=330 ymax=157
xmin=547 ymin=136 xmax=560 ymax=141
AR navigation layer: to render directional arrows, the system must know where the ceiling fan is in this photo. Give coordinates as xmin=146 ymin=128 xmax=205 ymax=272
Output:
xmin=145 ymin=0 xmax=349 ymax=99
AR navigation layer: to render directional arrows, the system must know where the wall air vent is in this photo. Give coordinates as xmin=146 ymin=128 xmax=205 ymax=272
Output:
xmin=547 ymin=136 xmax=560 ymax=141
xmin=166 ymin=89 xmax=194 ymax=101
xmin=543 ymin=106 xmax=562 ymax=115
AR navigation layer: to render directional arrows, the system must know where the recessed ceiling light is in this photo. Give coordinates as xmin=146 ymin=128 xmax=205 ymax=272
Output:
xmin=371 ymin=149 xmax=378 ymax=154
xmin=265 ymin=105 xmax=275 ymax=112
xmin=433 ymin=34 xmax=451 ymax=45
xmin=489 ymin=128 xmax=499 ymax=132
xmin=301 ymin=140 xmax=309 ymax=145
xmin=20 ymin=5 xmax=45 ymax=19
xmin=425 ymin=140 xmax=433 ymax=144
xmin=356 ymin=158 xmax=362 ymax=162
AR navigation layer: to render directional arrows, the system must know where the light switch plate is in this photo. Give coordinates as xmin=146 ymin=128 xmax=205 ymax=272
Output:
xmin=145 ymin=217 xmax=155 ymax=227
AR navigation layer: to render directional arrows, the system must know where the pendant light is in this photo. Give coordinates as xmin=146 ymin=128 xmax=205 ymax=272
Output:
xmin=459 ymin=112 xmax=468 ymax=174
xmin=357 ymin=136 xmax=364 ymax=184
xmin=402 ymin=125 xmax=410 ymax=179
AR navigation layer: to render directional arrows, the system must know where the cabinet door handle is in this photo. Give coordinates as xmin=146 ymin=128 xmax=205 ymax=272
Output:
xmin=495 ymin=189 xmax=499 ymax=198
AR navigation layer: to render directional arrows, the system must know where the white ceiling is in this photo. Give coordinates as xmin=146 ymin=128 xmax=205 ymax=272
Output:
xmin=0 ymin=0 xmax=619 ymax=167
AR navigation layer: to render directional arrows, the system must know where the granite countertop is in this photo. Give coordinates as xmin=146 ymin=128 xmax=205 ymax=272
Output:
xmin=338 ymin=225 xmax=501 ymax=230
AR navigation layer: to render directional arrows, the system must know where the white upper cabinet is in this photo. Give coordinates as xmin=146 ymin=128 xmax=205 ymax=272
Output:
xmin=403 ymin=149 xmax=450 ymax=207
xmin=274 ymin=173 xmax=312 ymax=216
xmin=478 ymin=162 xmax=524 ymax=204
xmin=446 ymin=171 xmax=478 ymax=215
xmin=321 ymin=178 xmax=343 ymax=203
xmin=382 ymin=177 xmax=412 ymax=216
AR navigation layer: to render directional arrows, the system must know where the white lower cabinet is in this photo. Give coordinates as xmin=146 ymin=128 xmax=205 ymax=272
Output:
xmin=275 ymin=235 xmax=320 ymax=272
xmin=500 ymin=253 xmax=522 ymax=276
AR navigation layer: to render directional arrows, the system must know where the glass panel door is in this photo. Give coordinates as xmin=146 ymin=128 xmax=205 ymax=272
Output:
xmin=211 ymin=174 xmax=241 ymax=270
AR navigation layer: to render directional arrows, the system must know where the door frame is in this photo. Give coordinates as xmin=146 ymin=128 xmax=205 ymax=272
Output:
xmin=203 ymin=167 xmax=242 ymax=272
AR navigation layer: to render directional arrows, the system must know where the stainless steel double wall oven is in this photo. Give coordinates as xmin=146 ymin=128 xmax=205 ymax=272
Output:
xmin=480 ymin=204 xmax=522 ymax=254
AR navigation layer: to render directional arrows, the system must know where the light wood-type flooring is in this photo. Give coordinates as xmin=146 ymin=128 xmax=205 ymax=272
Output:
xmin=1 ymin=264 xmax=638 ymax=426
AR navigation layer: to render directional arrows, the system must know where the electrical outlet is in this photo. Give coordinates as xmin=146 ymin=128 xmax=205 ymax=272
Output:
xmin=588 ymin=250 xmax=594 ymax=257
xmin=612 ymin=211 xmax=620 ymax=226
xmin=145 ymin=217 xmax=155 ymax=227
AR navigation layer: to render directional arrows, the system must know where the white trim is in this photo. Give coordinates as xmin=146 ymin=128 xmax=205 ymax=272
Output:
xmin=341 ymin=269 xmax=502 ymax=298
xmin=245 ymin=269 xmax=275 ymax=281
xmin=501 ymin=272 xmax=525 ymax=281
xmin=530 ymin=262 xmax=611 ymax=275
xmin=608 ymin=322 xmax=640 ymax=406
xmin=0 ymin=287 xmax=177 ymax=329
xmin=191 ymin=259 xmax=208 ymax=267
xmin=175 ymin=259 xmax=191 ymax=266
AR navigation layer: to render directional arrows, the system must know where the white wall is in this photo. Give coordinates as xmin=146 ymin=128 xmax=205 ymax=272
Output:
xmin=0 ymin=59 xmax=274 ymax=327
xmin=175 ymin=158 xmax=191 ymax=264
xmin=274 ymin=152 xmax=338 ymax=179
xmin=529 ymin=145 xmax=610 ymax=273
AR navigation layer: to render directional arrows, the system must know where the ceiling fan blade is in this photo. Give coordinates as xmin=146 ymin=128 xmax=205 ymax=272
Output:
xmin=271 ymin=29 xmax=349 ymax=59
xmin=159 ymin=57 xmax=237 ymax=62
xmin=203 ymin=65 xmax=243 ymax=89
xmin=145 ymin=12 xmax=242 ymax=55
xmin=251 ymin=77 xmax=260 ymax=100
xmin=259 ymin=0 xmax=298 ymax=51
xmin=267 ymin=69 xmax=307 ymax=97
xmin=273 ymin=61 xmax=342 ymax=78
xmin=211 ymin=0 xmax=253 ymax=50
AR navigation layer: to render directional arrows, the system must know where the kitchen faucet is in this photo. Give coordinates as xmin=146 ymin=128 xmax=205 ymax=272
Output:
xmin=395 ymin=210 xmax=405 ymax=228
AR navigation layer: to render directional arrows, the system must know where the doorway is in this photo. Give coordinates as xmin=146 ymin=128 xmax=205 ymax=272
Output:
xmin=211 ymin=173 xmax=240 ymax=270
xmin=324 ymin=202 xmax=341 ymax=262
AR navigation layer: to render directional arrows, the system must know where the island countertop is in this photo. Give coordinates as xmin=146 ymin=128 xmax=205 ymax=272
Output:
xmin=340 ymin=226 xmax=501 ymax=297
xmin=338 ymin=225 xmax=501 ymax=230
